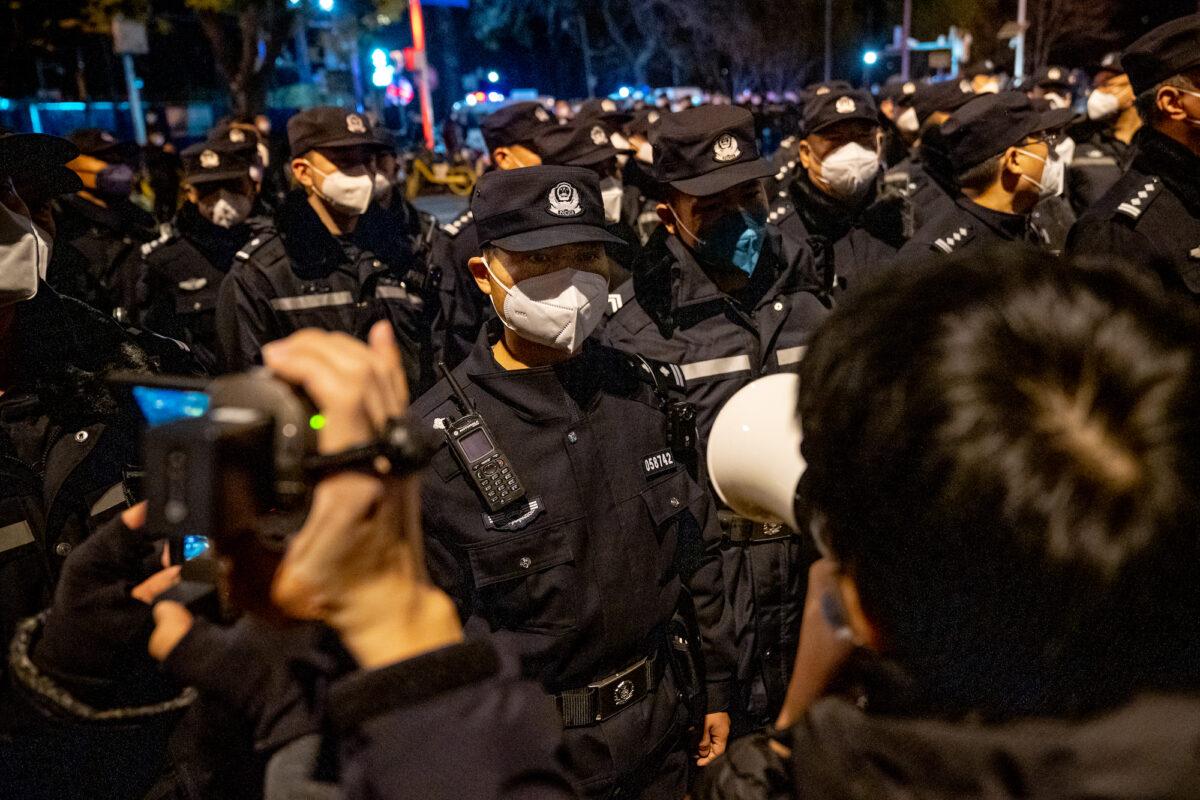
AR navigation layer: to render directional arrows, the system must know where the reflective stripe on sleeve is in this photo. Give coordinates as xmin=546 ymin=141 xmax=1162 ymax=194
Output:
xmin=680 ymin=354 xmax=752 ymax=381
xmin=269 ymin=291 xmax=355 ymax=312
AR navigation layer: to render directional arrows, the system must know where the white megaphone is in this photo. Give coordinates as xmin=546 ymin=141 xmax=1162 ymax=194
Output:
xmin=707 ymin=373 xmax=806 ymax=531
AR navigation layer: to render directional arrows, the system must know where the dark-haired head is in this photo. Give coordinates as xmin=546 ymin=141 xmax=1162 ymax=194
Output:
xmin=797 ymin=246 xmax=1200 ymax=718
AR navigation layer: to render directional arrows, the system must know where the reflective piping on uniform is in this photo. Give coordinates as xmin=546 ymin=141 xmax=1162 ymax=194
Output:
xmin=376 ymin=285 xmax=411 ymax=301
xmin=89 ymin=482 xmax=127 ymax=518
xmin=1070 ymin=156 xmax=1118 ymax=166
xmin=777 ymin=346 xmax=807 ymax=366
xmin=680 ymin=354 xmax=752 ymax=381
xmin=0 ymin=521 xmax=34 ymax=554
xmin=269 ymin=291 xmax=354 ymax=311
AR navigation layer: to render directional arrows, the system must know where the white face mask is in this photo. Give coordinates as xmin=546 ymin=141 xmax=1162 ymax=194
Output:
xmin=199 ymin=189 xmax=253 ymax=229
xmin=896 ymin=106 xmax=920 ymax=135
xmin=482 ymin=255 xmax=608 ymax=353
xmin=1043 ymin=92 xmax=1071 ymax=110
xmin=1086 ymin=89 xmax=1122 ymax=120
xmin=814 ymin=142 xmax=880 ymax=200
xmin=0 ymin=202 xmax=44 ymax=308
xmin=306 ymin=162 xmax=374 ymax=216
xmin=1017 ymin=148 xmax=1065 ymax=199
xmin=600 ymin=178 xmax=624 ymax=224
xmin=635 ymin=141 xmax=654 ymax=164
xmin=1055 ymin=136 xmax=1076 ymax=166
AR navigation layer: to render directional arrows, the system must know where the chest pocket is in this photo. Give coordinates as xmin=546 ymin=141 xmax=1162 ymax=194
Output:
xmin=466 ymin=517 xmax=581 ymax=635
xmin=625 ymin=469 xmax=706 ymax=583
xmin=173 ymin=276 xmax=220 ymax=316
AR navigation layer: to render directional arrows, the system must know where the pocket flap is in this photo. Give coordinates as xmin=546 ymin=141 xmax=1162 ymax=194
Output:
xmin=641 ymin=469 xmax=701 ymax=527
xmin=467 ymin=521 xmax=574 ymax=588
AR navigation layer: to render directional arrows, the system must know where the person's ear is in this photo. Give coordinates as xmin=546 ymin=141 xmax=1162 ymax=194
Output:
xmin=291 ymin=158 xmax=314 ymax=190
xmin=468 ymin=256 xmax=492 ymax=296
xmin=797 ymin=139 xmax=815 ymax=170
xmin=837 ymin=572 xmax=885 ymax=651
xmin=1157 ymin=86 xmax=1189 ymax=122
xmin=656 ymin=202 xmax=677 ymax=234
xmin=185 ymin=184 xmax=199 ymax=205
xmin=492 ymin=147 xmax=512 ymax=170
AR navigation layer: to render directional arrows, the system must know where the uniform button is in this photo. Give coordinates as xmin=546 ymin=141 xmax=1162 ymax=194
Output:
xmin=567 ymin=431 xmax=578 ymax=444
xmin=670 ymin=496 xmax=680 ymax=508
xmin=74 ymin=430 xmax=89 ymax=443
xmin=773 ymin=301 xmax=784 ymax=311
xmin=519 ymin=556 xmax=532 ymax=569
xmin=193 ymin=302 xmax=202 ymax=311
xmin=55 ymin=542 xmax=72 ymax=557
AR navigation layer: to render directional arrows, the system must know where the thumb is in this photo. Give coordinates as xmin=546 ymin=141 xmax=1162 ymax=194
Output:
xmin=148 ymin=600 xmax=194 ymax=662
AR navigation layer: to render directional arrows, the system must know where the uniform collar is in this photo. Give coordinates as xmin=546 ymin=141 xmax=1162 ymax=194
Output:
xmin=459 ymin=319 xmax=608 ymax=423
xmin=275 ymin=190 xmax=357 ymax=278
xmin=955 ymin=195 xmax=1030 ymax=241
xmin=788 ymin=169 xmax=877 ymax=239
xmin=175 ymin=202 xmax=249 ymax=273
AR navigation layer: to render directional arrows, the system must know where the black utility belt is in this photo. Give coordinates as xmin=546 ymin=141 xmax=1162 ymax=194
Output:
xmin=555 ymin=649 xmax=663 ymax=728
xmin=718 ymin=511 xmax=797 ymax=543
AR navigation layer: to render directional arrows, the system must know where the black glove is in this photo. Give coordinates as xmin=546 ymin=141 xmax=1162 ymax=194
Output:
xmin=31 ymin=514 xmax=176 ymax=708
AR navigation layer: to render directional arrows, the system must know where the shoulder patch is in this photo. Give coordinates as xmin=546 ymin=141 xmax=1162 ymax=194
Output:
xmin=768 ymin=199 xmax=794 ymax=225
xmin=1116 ymin=177 xmax=1161 ymax=221
xmin=932 ymin=225 xmax=973 ymax=254
xmin=139 ymin=225 xmax=177 ymax=257
xmin=234 ymin=233 xmax=273 ymax=263
xmin=440 ymin=210 xmax=474 ymax=237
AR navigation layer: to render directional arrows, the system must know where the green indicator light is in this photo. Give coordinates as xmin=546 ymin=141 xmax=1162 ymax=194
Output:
xmin=309 ymin=414 xmax=326 ymax=431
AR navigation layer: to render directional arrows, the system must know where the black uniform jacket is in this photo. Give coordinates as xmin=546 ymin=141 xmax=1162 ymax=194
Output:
xmin=48 ymin=194 xmax=156 ymax=318
xmin=426 ymin=208 xmax=491 ymax=373
xmin=1067 ymin=128 xmax=1137 ymax=215
xmin=410 ymin=328 xmax=735 ymax=708
xmin=1068 ymin=127 xmax=1200 ymax=300
xmin=136 ymin=202 xmax=256 ymax=373
xmin=215 ymin=191 xmax=426 ymax=387
xmin=897 ymin=192 xmax=1035 ymax=262
xmin=605 ymin=226 xmax=831 ymax=439
xmin=769 ymin=172 xmax=905 ymax=294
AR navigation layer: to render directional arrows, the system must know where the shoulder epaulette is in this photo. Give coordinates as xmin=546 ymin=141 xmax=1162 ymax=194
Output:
xmin=139 ymin=225 xmax=177 ymax=257
xmin=931 ymin=224 xmax=975 ymax=254
xmin=233 ymin=232 xmax=274 ymax=263
xmin=440 ymin=210 xmax=473 ymax=237
xmin=1116 ymin=177 xmax=1162 ymax=221
xmin=767 ymin=194 xmax=795 ymax=225
xmin=625 ymin=352 xmax=687 ymax=395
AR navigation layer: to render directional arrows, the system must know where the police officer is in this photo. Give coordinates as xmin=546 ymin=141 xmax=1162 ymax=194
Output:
xmin=897 ymin=92 xmax=1073 ymax=260
xmin=605 ymin=105 xmax=831 ymax=734
xmin=536 ymin=120 xmax=640 ymax=286
xmin=1067 ymin=53 xmax=1141 ymax=214
xmin=429 ymin=101 xmax=558 ymax=370
xmin=48 ymin=128 xmax=156 ymax=318
xmin=1026 ymin=65 xmax=1077 ymax=110
xmin=367 ymin=124 xmax=438 ymax=263
xmin=1068 ymin=14 xmax=1200 ymax=300
xmin=617 ymin=109 xmax=668 ymax=246
xmin=136 ymin=135 xmax=261 ymax=373
xmin=411 ymin=165 xmax=735 ymax=798
xmin=766 ymin=81 xmax=855 ymax=197
xmin=215 ymin=106 xmax=427 ymax=390
xmin=768 ymin=88 xmax=905 ymax=293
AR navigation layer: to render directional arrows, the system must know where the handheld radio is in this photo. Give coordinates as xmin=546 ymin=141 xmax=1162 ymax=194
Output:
xmin=438 ymin=362 xmax=526 ymax=512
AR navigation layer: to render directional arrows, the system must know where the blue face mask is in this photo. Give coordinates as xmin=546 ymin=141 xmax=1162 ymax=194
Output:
xmin=676 ymin=207 xmax=767 ymax=275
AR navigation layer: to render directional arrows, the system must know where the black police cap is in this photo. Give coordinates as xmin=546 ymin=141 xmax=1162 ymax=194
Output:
xmin=287 ymin=106 xmax=383 ymax=159
xmin=536 ymin=121 xmax=628 ymax=168
xmin=182 ymin=138 xmax=256 ymax=184
xmin=1029 ymin=66 xmax=1075 ymax=91
xmin=0 ymin=127 xmax=78 ymax=175
xmin=625 ymin=108 xmax=662 ymax=139
xmin=803 ymin=89 xmax=879 ymax=135
xmin=67 ymin=127 xmax=135 ymax=161
xmin=1123 ymin=13 xmax=1200 ymax=96
xmin=649 ymin=106 xmax=773 ymax=197
xmin=372 ymin=124 xmax=399 ymax=154
xmin=804 ymin=80 xmax=855 ymax=101
xmin=912 ymin=80 xmax=976 ymax=124
xmin=1093 ymin=51 xmax=1124 ymax=78
xmin=940 ymin=91 xmax=1074 ymax=172
xmin=480 ymin=101 xmax=557 ymax=154
xmin=472 ymin=165 xmax=625 ymax=252
xmin=880 ymin=76 xmax=920 ymax=104
xmin=576 ymin=98 xmax=633 ymax=129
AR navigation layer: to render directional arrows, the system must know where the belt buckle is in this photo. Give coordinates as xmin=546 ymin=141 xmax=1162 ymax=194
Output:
xmin=590 ymin=655 xmax=649 ymax=721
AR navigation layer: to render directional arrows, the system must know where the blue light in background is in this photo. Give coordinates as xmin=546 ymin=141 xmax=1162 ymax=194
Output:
xmin=863 ymin=50 xmax=879 ymax=65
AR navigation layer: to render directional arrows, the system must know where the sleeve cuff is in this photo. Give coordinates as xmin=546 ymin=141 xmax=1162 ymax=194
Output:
xmin=706 ymin=679 xmax=731 ymax=714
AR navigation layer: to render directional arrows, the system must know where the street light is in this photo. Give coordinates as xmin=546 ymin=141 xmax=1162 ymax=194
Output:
xmin=863 ymin=50 xmax=879 ymax=66
xmin=487 ymin=70 xmax=500 ymax=83
xmin=317 ymin=0 xmax=334 ymax=11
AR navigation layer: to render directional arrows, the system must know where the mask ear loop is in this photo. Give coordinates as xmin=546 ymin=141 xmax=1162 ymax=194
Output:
xmin=667 ymin=205 xmax=707 ymax=247
xmin=479 ymin=254 xmax=521 ymax=333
